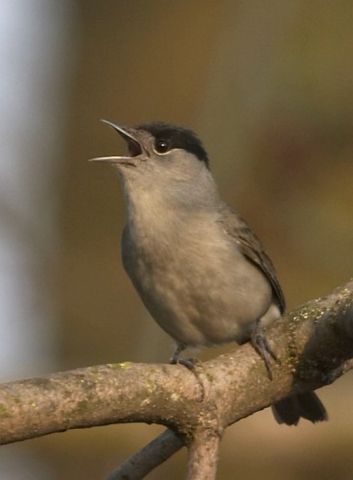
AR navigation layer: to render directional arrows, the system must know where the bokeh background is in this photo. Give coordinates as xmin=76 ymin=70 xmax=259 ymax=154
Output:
xmin=1 ymin=1 xmax=353 ymax=479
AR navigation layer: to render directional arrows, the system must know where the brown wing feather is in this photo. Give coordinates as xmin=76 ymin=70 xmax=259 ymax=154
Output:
xmin=218 ymin=204 xmax=286 ymax=313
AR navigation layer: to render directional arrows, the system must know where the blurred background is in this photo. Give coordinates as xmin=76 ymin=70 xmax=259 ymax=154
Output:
xmin=0 ymin=0 xmax=352 ymax=478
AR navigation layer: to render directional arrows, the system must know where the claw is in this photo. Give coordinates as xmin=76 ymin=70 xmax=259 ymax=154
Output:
xmin=251 ymin=325 xmax=278 ymax=380
xmin=169 ymin=343 xmax=186 ymax=364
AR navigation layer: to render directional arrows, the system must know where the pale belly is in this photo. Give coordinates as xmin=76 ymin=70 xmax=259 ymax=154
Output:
xmin=122 ymin=228 xmax=273 ymax=347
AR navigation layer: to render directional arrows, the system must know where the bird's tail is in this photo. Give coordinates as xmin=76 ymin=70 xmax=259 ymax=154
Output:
xmin=272 ymin=391 xmax=327 ymax=426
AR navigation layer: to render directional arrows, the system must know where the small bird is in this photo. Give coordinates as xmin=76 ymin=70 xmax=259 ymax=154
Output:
xmin=91 ymin=119 xmax=327 ymax=426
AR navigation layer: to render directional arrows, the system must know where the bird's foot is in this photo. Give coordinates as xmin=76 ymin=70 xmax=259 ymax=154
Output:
xmin=169 ymin=346 xmax=200 ymax=371
xmin=169 ymin=343 xmax=186 ymax=364
xmin=174 ymin=357 xmax=200 ymax=370
xmin=251 ymin=327 xmax=278 ymax=380
xmin=169 ymin=346 xmax=204 ymax=400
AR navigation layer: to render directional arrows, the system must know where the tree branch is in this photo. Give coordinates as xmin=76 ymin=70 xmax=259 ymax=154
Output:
xmin=0 ymin=361 xmax=202 ymax=445
xmin=107 ymin=429 xmax=183 ymax=480
xmin=0 ymin=280 xmax=352 ymax=479
xmin=186 ymin=430 xmax=220 ymax=480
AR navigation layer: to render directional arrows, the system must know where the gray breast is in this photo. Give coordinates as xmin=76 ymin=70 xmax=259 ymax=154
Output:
xmin=121 ymin=213 xmax=273 ymax=347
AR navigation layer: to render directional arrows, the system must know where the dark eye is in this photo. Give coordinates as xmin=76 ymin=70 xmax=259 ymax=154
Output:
xmin=155 ymin=139 xmax=170 ymax=153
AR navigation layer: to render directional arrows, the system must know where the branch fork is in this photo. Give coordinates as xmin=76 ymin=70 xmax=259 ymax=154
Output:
xmin=0 ymin=280 xmax=353 ymax=479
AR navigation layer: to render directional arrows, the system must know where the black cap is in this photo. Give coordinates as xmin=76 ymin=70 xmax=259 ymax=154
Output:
xmin=137 ymin=122 xmax=209 ymax=167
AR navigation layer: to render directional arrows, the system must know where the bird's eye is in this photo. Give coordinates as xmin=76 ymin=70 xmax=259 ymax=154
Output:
xmin=155 ymin=139 xmax=170 ymax=154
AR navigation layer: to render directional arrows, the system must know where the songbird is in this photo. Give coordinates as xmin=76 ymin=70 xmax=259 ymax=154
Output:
xmin=91 ymin=120 xmax=327 ymax=425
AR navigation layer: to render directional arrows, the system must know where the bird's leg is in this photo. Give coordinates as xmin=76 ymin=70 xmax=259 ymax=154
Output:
xmin=170 ymin=343 xmax=204 ymax=401
xmin=169 ymin=343 xmax=186 ymax=364
xmin=250 ymin=322 xmax=278 ymax=380
xmin=170 ymin=343 xmax=199 ymax=370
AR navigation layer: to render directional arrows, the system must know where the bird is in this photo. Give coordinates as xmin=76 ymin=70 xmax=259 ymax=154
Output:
xmin=91 ymin=119 xmax=327 ymax=426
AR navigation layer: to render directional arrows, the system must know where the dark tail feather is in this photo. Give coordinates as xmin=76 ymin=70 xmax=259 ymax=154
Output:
xmin=272 ymin=391 xmax=328 ymax=426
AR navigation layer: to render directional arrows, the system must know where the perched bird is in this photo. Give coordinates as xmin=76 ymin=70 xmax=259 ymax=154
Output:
xmin=91 ymin=120 xmax=327 ymax=426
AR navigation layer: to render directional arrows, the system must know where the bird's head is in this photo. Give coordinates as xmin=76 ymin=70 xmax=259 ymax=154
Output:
xmin=90 ymin=120 xmax=218 ymax=209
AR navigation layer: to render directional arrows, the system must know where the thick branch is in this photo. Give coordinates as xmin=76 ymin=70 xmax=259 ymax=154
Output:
xmin=0 ymin=279 xmax=352 ymax=455
xmin=0 ymin=362 xmax=201 ymax=445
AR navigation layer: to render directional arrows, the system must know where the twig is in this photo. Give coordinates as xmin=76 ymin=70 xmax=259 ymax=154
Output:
xmin=107 ymin=429 xmax=183 ymax=480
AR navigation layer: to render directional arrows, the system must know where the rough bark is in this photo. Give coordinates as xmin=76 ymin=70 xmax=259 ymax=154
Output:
xmin=0 ymin=280 xmax=352 ymax=479
xmin=186 ymin=430 xmax=220 ymax=480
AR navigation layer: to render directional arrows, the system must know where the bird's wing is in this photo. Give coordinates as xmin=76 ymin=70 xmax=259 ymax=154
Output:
xmin=218 ymin=204 xmax=286 ymax=313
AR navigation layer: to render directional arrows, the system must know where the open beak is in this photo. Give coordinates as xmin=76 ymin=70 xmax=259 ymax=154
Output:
xmin=89 ymin=119 xmax=142 ymax=166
